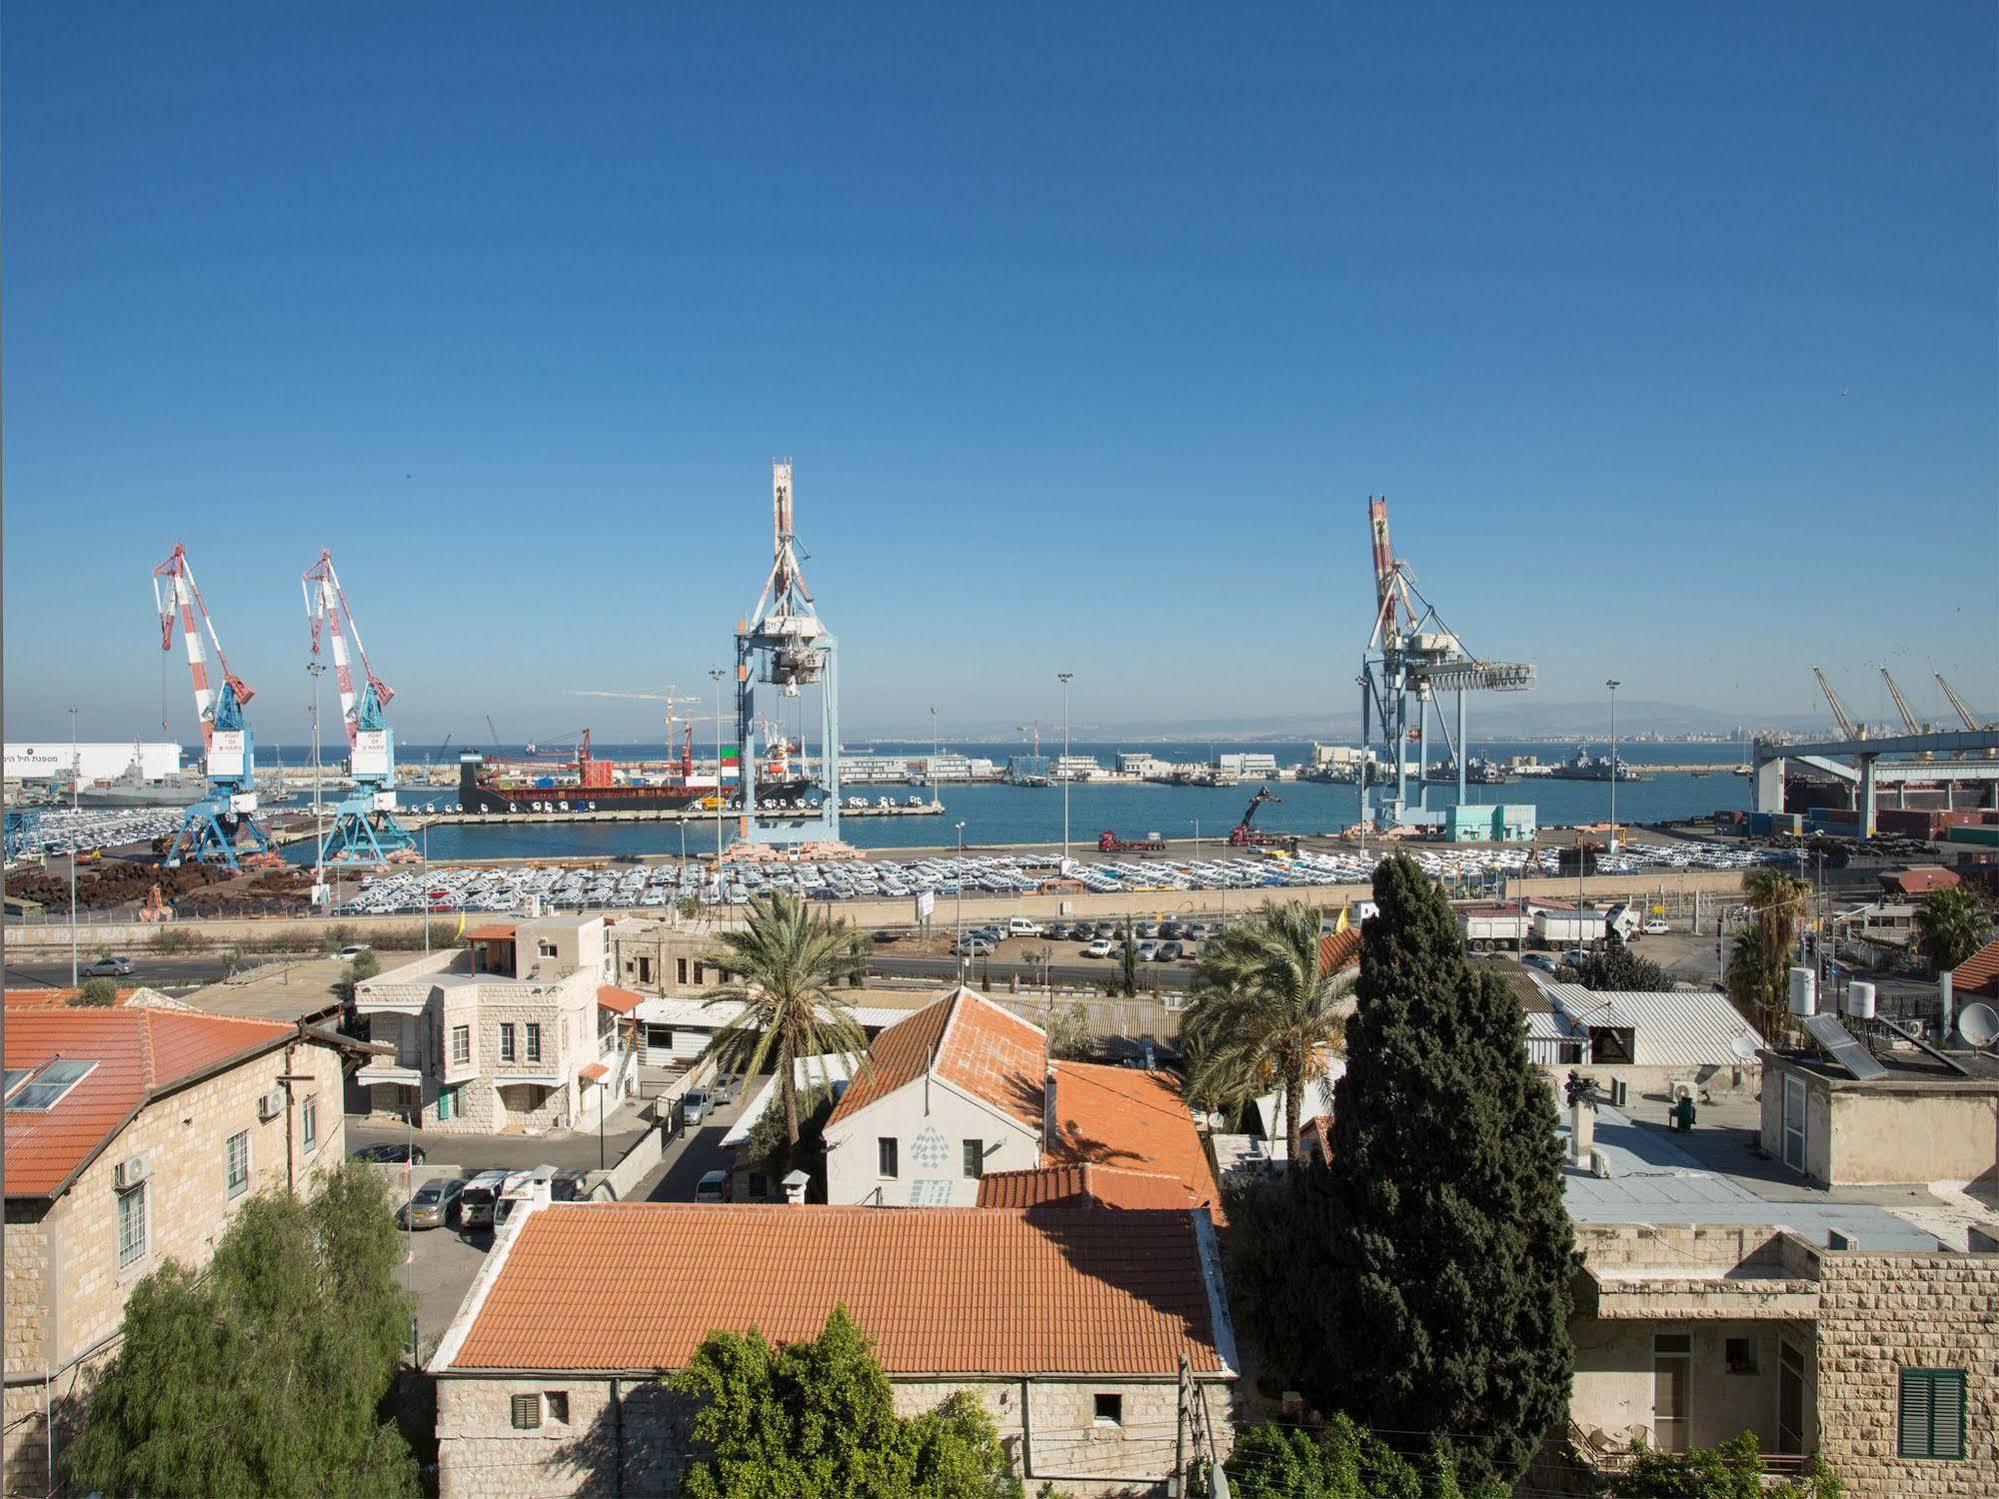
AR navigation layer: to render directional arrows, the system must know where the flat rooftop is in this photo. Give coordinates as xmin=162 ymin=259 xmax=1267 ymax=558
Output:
xmin=181 ymin=955 xmax=375 ymax=1025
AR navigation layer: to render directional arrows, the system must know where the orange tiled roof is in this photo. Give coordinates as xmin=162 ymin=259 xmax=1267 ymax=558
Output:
xmin=444 ymin=1202 xmax=1225 ymax=1377
xmin=1884 ymin=866 xmax=1960 ymax=896
xmin=827 ymin=987 xmax=1045 ymax=1133
xmin=1048 ymin=1062 xmax=1225 ymax=1225
xmin=1318 ymin=927 xmax=1363 ymax=976
xmin=4 ymin=1008 xmax=295 ymax=1198
xmin=577 ymin=1062 xmax=609 ymax=1084
xmin=1956 ymin=939 xmax=1999 ymax=1001
xmin=596 ymin=984 xmax=644 ymax=1014
xmin=975 ymin=1162 xmax=1197 ymax=1211
xmin=467 ymin=923 xmax=517 ymax=941
xmin=2 ymin=987 xmax=138 ymax=1009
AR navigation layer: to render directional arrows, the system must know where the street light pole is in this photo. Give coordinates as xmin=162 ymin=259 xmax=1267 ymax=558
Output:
xmin=954 ymin=821 xmax=967 ymax=980
xmin=1606 ymin=678 xmax=1621 ymax=854
xmin=1058 ymin=673 xmax=1073 ymax=866
xmin=68 ymin=707 xmax=78 ymax=989
xmin=308 ymin=662 xmax=326 ymax=907
xmin=709 ymin=668 xmax=725 ymax=864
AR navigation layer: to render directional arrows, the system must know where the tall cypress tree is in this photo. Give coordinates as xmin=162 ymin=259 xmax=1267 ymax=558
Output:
xmin=1306 ymin=853 xmax=1577 ymax=1489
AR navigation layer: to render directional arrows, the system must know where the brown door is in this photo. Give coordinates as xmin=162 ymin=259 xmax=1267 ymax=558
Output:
xmin=1778 ymin=1341 xmax=1805 ymax=1453
xmin=1653 ymin=1334 xmax=1691 ymax=1452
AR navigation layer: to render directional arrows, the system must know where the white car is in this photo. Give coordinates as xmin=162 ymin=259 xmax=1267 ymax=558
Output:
xmin=336 ymin=944 xmax=372 ymax=962
xmin=1082 ymin=938 xmax=1115 ymax=959
xmin=1642 ymin=919 xmax=1671 ymax=936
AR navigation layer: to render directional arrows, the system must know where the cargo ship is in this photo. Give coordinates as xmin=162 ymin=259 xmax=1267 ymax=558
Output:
xmin=456 ymin=731 xmax=814 ymax=815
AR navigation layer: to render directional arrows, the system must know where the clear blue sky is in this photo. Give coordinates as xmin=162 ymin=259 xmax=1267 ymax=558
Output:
xmin=6 ymin=3 xmax=1995 ymax=748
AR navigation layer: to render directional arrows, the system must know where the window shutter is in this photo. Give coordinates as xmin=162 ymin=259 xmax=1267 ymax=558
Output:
xmin=1899 ymin=1372 xmax=1932 ymax=1457
xmin=511 ymin=1393 xmax=542 ymax=1430
xmin=1934 ymin=1372 xmax=1966 ymax=1460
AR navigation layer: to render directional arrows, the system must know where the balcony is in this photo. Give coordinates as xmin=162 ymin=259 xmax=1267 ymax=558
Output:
xmin=354 ymin=982 xmax=434 ymax=1018
xmin=1568 ymin=1422 xmax=1815 ymax=1481
xmin=356 ymin=1062 xmax=424 ymax=1088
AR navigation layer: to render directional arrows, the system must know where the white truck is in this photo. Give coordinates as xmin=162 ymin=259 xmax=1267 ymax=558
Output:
xmin=1456 ymin=903 xmax=1533 ymax=951
xmin=1528 ymin=903 xmax=1640 ymax=949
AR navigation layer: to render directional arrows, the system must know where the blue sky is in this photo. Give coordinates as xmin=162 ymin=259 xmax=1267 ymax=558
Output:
xmin=6 ymin=3 xmax=1995 ymax=748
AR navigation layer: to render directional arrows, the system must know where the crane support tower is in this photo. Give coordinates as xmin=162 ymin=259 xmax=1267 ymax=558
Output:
xmin=734 ymin=460 xmax=841 ymax=845
xmin=152 ymin=543 xmax=276 ymax=870
xmin=303 ymin=549 xmax=415 ymax=866
xmin=1357 ymin=498 xmax=1535 ymax=831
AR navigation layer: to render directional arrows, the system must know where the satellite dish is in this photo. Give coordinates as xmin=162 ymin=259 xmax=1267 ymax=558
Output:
xmin=1731 ymin=1032 xmax=1760 ymax=1062
xmin=1957 ymin=1002 xmax=1999 ymax=1049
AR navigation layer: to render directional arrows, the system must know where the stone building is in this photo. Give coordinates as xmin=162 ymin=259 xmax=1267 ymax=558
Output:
xmin=1760 ymin=1040 xmax=1999 ymax=1189
xmin=429 ymin=1199 xmax=1237 ymax=1498
xmin=354 ymin=916 xmax=635 ymax=1134
xmin=1568 ymin=1221 xmax=1999 ymax=1495
xmin=3 ymin=1007 xmax=353 ymax=1494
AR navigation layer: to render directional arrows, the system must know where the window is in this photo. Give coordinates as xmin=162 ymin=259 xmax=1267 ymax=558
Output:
xmin=1899 ymin=1368 xmax=1966 ymax=1460
xmin=1724 ymin=1337 xmax=1757 ymax=1375
xmin=537 ymin=940 xmax=557 ymax=958
xmin=526 ymin=1023 xmax=542 ymax=1063
xmin=693 ymin=962 xmax=705 ymax=985
xmin=544 ymin=1391 xmax=570 ymax=1425
xmin=2 ymin=1067 xmax=33 ymax=1102
xmin=676 ymin=958 xmax=688 ymax=985
xmin=748 ymin=1173 xmax=769 ymax=1199
xmin=499 ymin=1024 xmax=517 ymax=1062
xmin=510 ymin=1393 xmax=542 ymax=1430
xmin=116 ymin=1181 xmax=147 ymax=1268
xmin=878 ymin=1138 xmax=899 ymax=1178
xmin=1782 ymin=1074 xmax=1807 ymax=1173
xmin=225 ymin=1130 xmax=250 ymax=1198
xmin=7 ymin=1059 xmax=97 ymax=1111
xmin=1093 ymin=1393 xmax=1123 ymax=1427
xmin=962 ymin=1140 xmax=985 ymax=1179
xmin=636 ymin=956 xmax=652 ymax=984
xmin=302 ymin=1094 xmax=319 ymax=1153
xmin=451 ymin=1026 xmax=470 ymax=1067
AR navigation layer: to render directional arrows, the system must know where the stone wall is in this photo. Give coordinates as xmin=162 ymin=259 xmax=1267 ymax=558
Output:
xmin=1814 ymin=1248 xmax=1999 ymax=1496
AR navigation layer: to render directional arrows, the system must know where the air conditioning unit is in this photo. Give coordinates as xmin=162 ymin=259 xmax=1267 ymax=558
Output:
xmin=257 ymin=1088 xmax=286 ymax=1122
xmin=114 ymin=1153 xmax=152 ymax=1190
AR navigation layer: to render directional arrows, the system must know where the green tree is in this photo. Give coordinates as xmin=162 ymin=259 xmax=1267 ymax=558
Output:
xmin=1045 ymin=1001 xmax=1094 ymax=1060
xmin=1183 ymin=901 xmax=1353 ymax=1165
xmin=66 ymin=1163 xmax=418 ymax=1498
xmin=1120 ymin=916 xmax=1138 ymax=998
xmin=1574 ymin=932 xmax=1671 ymax=992
xmin=669 ymin=1307 xmax=1020 ymax=1499
xmin=700 ymin=892 xmax=869 ymax=1148
xmin=332 ymin=948 xmax=382 ymax=1009
xmin=1727 ymin=868 xmax=1811 ymax=1038
xmin=1305 ymin=854 xmax=1575 ymax=1489
xmin=1226 ymin=1414 xmax=1504 ymax=1499
xmin=741 ymin=1085 xmax=837 ymax=1190
xmin=77 ymin=977 xmax=120 ymax=1007
xmin=1609 ymin=1431 xmax=1841 ymax=1498
xmin=1915 ymin=885 xmax=1989 ymax=976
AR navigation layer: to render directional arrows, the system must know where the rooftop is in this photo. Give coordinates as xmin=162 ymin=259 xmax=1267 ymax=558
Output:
xmin=1544 ymin=984 xmax=1765 ymax=1068
xmin=434 ymin=1201 xmax=1233 ymax=1379
xmin=1049 ymin=1062 xmax=1226 ymax=1223
xmin=827 ymin=987 xmax=1045 ymax=1133
xmin=976 ymin=1162 xmax=1198 ymax=1211
xmin=4 ymin=1007 xmax=299 ymax=1197
xmin=181 ymin=956 xmax=357 ymax=1025
xmin=1955 ymin=938 xmax=1999 ymax=1002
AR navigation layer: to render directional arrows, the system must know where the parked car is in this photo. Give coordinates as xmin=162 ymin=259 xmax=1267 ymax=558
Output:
xmin=1136 ymin=921 xmax=1160 ymax=939
xmin=1642 ymin=919 xmax=1671 ymax=936
xmin=1159 ymin=920 xmax=1184 ymax=939
xmin=954 ymin=936 xmax=995 ymax=957
xmin=335 ymin=944 xmax=373 ymax=962
xmin=1560 ymin=949 xmax=1590 ymax=968
xmin=82 ymin=955 xmax=134 ymax=978
xmin=1007 ymin=917 xmax=1044 ymax=938
xmin=397 ymin=1176 xmax=464 ymax=1230
xmin=458 ymin=1169 xmax=508 ymax=1229
xmin=1156 ymin=940 xmax=1182 ymax=962
xmin=694 ymin=1169 xmax=729 ymax=1203
xmin=1083 ymin=938 xmax=1115 ymax=959
xmin=1522 ymin=953 xmax=1559 ymax=974
xmin=682 ymin=1089 xmax=712 ymax=1126
xmin=353 ymin=1142 xmax=428 ymax=1165
xmin=1137 ymin=941 xmax=1160 ymax=962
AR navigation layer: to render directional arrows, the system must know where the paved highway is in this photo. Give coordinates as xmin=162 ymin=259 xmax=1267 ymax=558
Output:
xmin=866 ymin=952 xmax=1195 ymax=991
xmin=2 ymin=954 xmax=238 ymax=991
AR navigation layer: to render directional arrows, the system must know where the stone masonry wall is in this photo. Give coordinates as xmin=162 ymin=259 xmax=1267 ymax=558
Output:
xmin=1814 ymin=1250 xmax=1999 ymax=1497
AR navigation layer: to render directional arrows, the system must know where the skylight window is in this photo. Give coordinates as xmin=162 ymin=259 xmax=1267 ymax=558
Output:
xmin=6 ymin=1059 xmax=96 ymax=1111
xmin=2 ymin=1068 xmax=33 ymax=1101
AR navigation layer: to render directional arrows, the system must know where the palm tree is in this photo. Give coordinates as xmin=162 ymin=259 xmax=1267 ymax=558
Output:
xmin=1915 ymin=885 xmax=1991 ymax=976
xmin=1182 ymin=900 xmax=1354 ymax=1168
xmin=1728 ymin=866 xmax=1812 ymax=1037
xmin=699 ymin=892 xmax=870 ymax=1148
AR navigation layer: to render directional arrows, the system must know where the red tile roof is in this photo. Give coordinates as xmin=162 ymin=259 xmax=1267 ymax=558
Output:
xmin=827 ymin=988 xmax=1045 ymax=1133
xmin=596 ymin=984 xmax=644 ymax=1014
xmin=444 ymin=1203 xmax=1226 ymax=1377
xmin=577 ymin=1062 xmax=609 ymax=1084
xmin=4 ymin=1008 xmax=296 ymax=1198
xmin=1956 ymin=939 xmax=1999 ymax=1001
xmin=1047 ymin=1062 xmax=1225 ymax=1225
xmin=1883 ymin=865 xmax=1961 ymax=896
xmin=975 ymin=1162 xmax=1197 ymax=1211
xmin=2 ymin=987 xmax=140 ymax=1009
xmin=467 ymin=923 xmax=517 ymax=941
xmin=1318 ymin=927 xmax=1363 ymax=976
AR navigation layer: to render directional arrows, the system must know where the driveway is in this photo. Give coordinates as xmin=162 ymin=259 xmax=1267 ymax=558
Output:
xmin=634 ymin=1088 xmax=751 ymax=1202
xmin=346 ymin=1096 xmax=658 ymax=1174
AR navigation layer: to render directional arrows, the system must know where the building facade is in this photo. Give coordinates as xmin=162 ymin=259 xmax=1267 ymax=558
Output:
xmin=354 ymin=917 xmax=634 ymax=1134
xmin=3 ymin=1008 xmax=350 ymax=1494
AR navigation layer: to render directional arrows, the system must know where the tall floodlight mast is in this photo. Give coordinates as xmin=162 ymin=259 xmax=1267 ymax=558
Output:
xmin=152 ymin=543 xmax=276 ymax=869
xmin=734 ymin=460 xmax=841 ymax=845
xmin=302 ymin=549 xmax=415 ymax=865
xmin=1357 ymin=498 xmax=1535 ymax=831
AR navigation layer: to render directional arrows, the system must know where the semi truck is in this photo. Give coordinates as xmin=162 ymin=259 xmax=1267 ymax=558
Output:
xmin=1457 ymin=901 xmax=1640 ymax=952
xmin=1098 ymin=830 xmax=1166 ymax=853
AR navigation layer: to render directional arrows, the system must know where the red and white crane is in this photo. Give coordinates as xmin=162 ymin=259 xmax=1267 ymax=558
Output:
xmin=302 ymin=548 xmax=394 ymax=751
xmin=152 ymin=542 xmax=254 ymax=751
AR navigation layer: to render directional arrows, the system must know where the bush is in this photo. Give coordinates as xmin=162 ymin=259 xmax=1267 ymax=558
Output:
xmin=1609 ymin=1432 xmax=1841 ymax=1498
xmin=1226 ymin=1414 xmax=1504 ymax=1499
xmin=147 ymin=926 xmax=209 ymax=953
xmin=77 ymin=977 xmax=120 ymax=1007
xmin=1046 ymin=1002 xmax=1094 ymax=1060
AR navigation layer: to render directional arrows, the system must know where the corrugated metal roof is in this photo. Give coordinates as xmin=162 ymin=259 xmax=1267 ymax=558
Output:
xmin=1545 ymin=984 xmax=1764 ymax=1068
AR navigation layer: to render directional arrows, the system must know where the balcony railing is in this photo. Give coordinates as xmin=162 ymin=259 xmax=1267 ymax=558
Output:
xmin=1567 ymin=1421 xmax=1814 ymax=1479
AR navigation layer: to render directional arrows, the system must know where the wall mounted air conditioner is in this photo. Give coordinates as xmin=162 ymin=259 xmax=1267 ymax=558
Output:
xmin=114 ymin=1153 xmax=152 ymax=1190
xmin=257 ymin=1088 xmax=285 ymax=1122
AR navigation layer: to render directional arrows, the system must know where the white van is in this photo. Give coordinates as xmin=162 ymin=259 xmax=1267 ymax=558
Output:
xmin=458 ymin=1169 xmax=509 ymax=1230
xmin=1006 ymin=917 xmax=1044 ymax=938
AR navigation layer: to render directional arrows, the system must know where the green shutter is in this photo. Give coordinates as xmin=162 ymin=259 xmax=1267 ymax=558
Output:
xmin=1900 ymin=1369 xmax=1967 ymax=1460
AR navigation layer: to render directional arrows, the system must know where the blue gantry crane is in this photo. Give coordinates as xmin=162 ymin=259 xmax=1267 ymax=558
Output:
xmin=303 ymin=549 xmax=415 ymax=866
xmin=152 ymin=543 xmax=277 ymax=869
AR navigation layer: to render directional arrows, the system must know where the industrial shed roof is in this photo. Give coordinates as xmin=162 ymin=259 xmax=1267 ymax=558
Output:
xmin=1544 ymin=984 xmax=1765 ymax=1069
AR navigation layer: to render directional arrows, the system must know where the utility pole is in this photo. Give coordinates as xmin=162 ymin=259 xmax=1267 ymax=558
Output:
xmin=954 ymin=821 xmax=967 ymax=980
xmin=1058 ymin=673 xmax=1073 ymax=866
xmin=710 ymin=668 xmax=725 ymax=864
xmin=68 ymin=706 xmax=78 ymax=989
xmin=1170 ymin=1354 xmax=1191 ymax=1499
xmin=1606 ymin=678 xmax=1621 ymax=853
xmin=308 ymin=661 xmax=326 ymax=908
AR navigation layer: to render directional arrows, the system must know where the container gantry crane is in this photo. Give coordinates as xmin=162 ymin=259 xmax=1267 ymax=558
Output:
xmin=303 ymin=549 xmax=415 ymax=865
xmin=152 ymin=543 xmax=276 ymax=869
xmin=1358 ymin=497 xmax=1534 ymax=828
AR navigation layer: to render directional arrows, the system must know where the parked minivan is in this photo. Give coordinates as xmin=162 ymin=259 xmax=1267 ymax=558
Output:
xmin=1006 ymin=917 xmax=1044 ymax=938
xmin=458 ymin=1169 xmax=509 ymax=1230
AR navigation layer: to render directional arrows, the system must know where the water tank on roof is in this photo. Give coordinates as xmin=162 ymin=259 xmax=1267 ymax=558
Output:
xmin=1845 ymin=981 xmax=1876 ymax=1020
xmin=1788 ymin=966 xmax=1817 ymax=1017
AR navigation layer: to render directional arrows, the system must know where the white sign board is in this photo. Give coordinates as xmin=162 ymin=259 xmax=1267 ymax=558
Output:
xmin=915 ymin=890 xmax=936 ymax=922
xmin=350 ymin=730 xmax=391 ymax=778
xmin=207 ymin=730 xmax=247 ymax=779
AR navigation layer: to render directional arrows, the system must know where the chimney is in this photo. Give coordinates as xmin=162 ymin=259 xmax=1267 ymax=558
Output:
xmin=781 ymin=1169 xmax=809 ymax=1205
xmin=1570 ymin=1090 xmax=1596 ymax=1168
xmin=1042 ymin=1066 xmax=1058 ymax=1156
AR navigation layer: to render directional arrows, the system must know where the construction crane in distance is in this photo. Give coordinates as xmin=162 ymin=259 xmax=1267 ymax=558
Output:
xmin=1936 ymin=673 xmax=1998 ymax=758
xmin=1878 ymin=667 xmax=1925 ymax=736
xmin=152 ymin=543 xmax=276 ymax=869
xmin=1811 ymin=667 xmax=1863 ymax=741
xmin=303 ymin=549 xmax=415 ymax=866
xmin=564 ymin=686 xmax=702 ymax=758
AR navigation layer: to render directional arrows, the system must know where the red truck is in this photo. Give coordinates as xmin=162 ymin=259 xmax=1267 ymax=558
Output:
xmin=1098 ymin=830 xmax=1166 ymax=854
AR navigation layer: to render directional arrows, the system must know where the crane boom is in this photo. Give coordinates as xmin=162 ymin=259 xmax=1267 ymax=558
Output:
xmin=1936 ymin=673 xmax=1990 ymax=732
xmin=1811 ymin=666 xmax=1860 ymax=740
xmin=302 ymin=549 xmax=393 ymax=749
xmin=1879 ymin=667 xmax=1923 ymax=736
xmin=151 ymin=543 xmax=253 ymax=749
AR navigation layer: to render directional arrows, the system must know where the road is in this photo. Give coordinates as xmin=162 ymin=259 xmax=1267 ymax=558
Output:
xmin=868 ymin=951 xmax=1194 ymax=991
xmin=2 ymin=954 xmax=238 ymax=990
